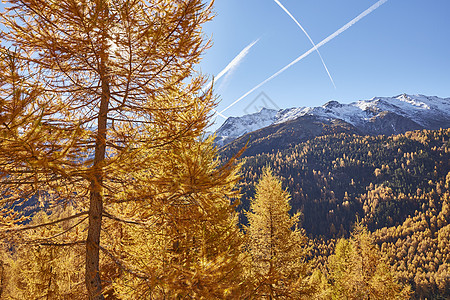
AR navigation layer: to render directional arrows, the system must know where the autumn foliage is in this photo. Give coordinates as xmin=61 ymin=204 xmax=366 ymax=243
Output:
xmin=0 ymin=0 xmax=448 ymax=298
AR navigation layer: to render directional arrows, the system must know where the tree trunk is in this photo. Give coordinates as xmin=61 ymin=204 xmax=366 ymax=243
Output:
xmin=85 ymin=55 xmax=110 ymax=299
xmin=86 ymin=181 xmax=105 ymax=299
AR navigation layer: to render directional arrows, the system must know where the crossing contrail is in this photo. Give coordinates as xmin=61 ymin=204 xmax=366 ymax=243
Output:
xmin=220 ymin=0 xmax=388 ymax=114
xmin=274 ymin=0 xmax=336 ymax=89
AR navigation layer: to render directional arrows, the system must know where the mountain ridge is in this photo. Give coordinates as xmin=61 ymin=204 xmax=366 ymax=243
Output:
xmin=215 ymin=94 xmax=450 ymax=148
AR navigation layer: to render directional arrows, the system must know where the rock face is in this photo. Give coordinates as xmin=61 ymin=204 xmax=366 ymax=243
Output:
xmin=215 ymin=94 xmax=450 ymax=147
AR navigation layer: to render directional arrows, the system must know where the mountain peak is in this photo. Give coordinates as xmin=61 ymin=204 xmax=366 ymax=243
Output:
xmin=215 ymin=94 xmax=450 ymax=147
xmin=323 ymin=100 xmax=342 ymax=109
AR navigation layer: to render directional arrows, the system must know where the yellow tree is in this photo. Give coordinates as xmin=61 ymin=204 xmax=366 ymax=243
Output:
xmin=0 ymin=206 xmax=88 ymax=298
xmin=0 ymin=137 xmax=246 ymax=299
xmin=326 ymin=223 xmax=412 ymax=299
xmin=0 ymin=0 xmax=216 ymax=298
xmin=246 ymin=167 xmax=313 ymax=299
xmin=110 ymin=136 xmax=246 ymax=299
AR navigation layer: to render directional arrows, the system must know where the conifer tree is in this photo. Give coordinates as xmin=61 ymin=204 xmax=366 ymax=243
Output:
xmin=0 ymin=206 xmax=88 ymax=298
xmin=110 ymin=136 xmax=246 ymax=299
xmin=326 ymin=223 xmax=412 ymax=299
xmin=246 ymin=167 xmax=313 ymax=299
xmin=0 ymin=0 xmax=218 ymax=297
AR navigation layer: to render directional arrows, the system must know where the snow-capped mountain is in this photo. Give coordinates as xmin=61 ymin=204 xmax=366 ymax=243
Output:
xmin=214 ymin=108 xmax=278 ymax=146
xmin=215 ymin=94 xmax=450 ymax=146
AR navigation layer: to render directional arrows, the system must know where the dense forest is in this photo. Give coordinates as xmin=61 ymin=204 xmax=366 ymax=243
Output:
xmin=234 ymin=128 xmax=450 ymax=299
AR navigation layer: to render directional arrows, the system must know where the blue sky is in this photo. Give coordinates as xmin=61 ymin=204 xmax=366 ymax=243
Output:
xmin=199 ymin=0 xmax=450 ymax=129
xmin=1 ymin=1 xmax=449 ymax=130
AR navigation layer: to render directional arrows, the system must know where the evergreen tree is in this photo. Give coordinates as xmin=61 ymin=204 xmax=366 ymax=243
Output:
xmin=246 ymin=167 xmax=313 ymax=299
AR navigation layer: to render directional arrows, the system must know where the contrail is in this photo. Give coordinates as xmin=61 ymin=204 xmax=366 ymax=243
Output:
xmin=204 ymin=39 xmax=259 ymax=90
xmin=205 ymin=39 xmax=259 ymax=120
xmin=274 ymin=0 xmax=336 ymax=89
xmin=212 ymin=108 xmax=228 ymax=120
xmin=220 ymin=0 xmax=388 ymax=114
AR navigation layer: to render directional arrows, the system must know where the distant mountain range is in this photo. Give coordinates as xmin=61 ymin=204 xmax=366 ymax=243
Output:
xmin=215 ymin=94 xmax=450 ymax=153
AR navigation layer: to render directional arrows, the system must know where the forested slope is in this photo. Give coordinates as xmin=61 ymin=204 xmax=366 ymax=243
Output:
xmin=230 ymin=128 xmax=450 ymax=298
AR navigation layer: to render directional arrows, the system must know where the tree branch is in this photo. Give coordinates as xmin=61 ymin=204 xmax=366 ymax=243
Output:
xmin=1 ymin=211 xmax=88 ymax=233
xmin=102 ymin=211 xmax=144 ymax=225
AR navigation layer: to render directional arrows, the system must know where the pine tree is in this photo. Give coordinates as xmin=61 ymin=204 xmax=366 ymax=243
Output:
xmin=246 ymin=167 xmax=313 ymax=299
xmin=0 ymin=0 xmax=216 ymax=297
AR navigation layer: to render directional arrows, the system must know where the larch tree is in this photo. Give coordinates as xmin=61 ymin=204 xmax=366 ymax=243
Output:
xmin=110 ymin=136 xmax=246 ymax=299
xmin=0 ymin=135 xmax=246 ymax=299
xmin=0 ymin=206 xmax=87 ymax=298
xmin=0 ymin=0 xmax=221 ymax=298
xmin=246 ymin=167 xmax=313 ymax=299
xmin=326 ymin=223 xmax=412 ymax=300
